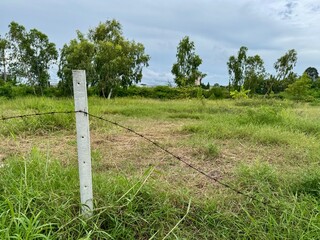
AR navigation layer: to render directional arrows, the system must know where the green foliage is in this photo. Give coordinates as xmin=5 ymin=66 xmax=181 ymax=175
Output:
xmin=230 ymin=86 xmax=250 ymax=99
xmin=206 ymin=86 xmax=228 ymax=99
xmin=274 ymin=49 xmax=297 ymax=81
xmin=285 ymin=73 xmax=312 ymax=100
xmin=291 ymin=168 xmax=320 ymax=198
xmin=227 ymin=46 xmax=248 ymax=91
xmin=0 ymin=82 xmax=14 ymax=98
xmin=304 ymin=67 xmax=319 ymax=81
xmin=0 ymin=97 xmax=75 ymax=135
xmin=58 ymin=36 xmax=95 ymax=95
xmin=264 ymin=49 xmax=298 ymax=96
xmin=7 ymin=22 xmax=58 ymax=93
xmin=113 ymin=85 xmax=230 ymax=100
xmin=58 ymin=19 xmax=150 ymax=98
xmin=0 ymin=36 xmax=9 ymax=81
xmin=239 ymin=106 xmax=283 ymax=125
xmin=171 ymin=36 xmax=205 ymax=87
xmin=243 ymin=55 xmax=265 ymax=94
xmin=227 ymin=46 xmax=266 ymax=93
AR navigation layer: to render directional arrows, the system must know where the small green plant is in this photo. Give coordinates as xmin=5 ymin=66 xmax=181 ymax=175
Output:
xmin=204 ymin=143 xmax=219 ymax=158
xmin=230 ymin=86 xmax=250 ymax=99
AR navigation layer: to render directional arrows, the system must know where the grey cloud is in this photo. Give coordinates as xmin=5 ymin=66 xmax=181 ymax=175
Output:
xmin=1 ymin=0 xmax=320 ymax=85
xmin=279 ymin=0 xmax=298 ymax=19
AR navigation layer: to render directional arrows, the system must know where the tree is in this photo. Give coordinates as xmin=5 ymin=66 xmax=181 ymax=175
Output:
xmin=0 ymin=36 xmax=9 ymax=81
xmin=58 ymin=20 xmax=150 ymax=98
xmin=227 ymin=46 xmax=248 ymax=91
xmin=243 ymin=55 xmax=265 ymax=94
xmin=285 ymin=73 xmax=311 ymax=100
xmin=91 ymin=20 xmax=150 ymax=98
xmin=265 ymin=49 xmax=298 ymax=95
xmin=274 ymin=49 xmax=297 ymax=80
xmin=227 ymin=46 xmax=266 ymax=94
xmin=58 ymin=32 xmax=95 ymax=95
xmin=171 ymin=36 xmax=205 ymax=87
xmin=7 ymin=22 xmax=58 ymax=93
xmin=304 ymin=67 xmax=319 ymax=81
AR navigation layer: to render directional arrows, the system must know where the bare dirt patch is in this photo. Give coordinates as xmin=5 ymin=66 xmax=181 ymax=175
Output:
xmin=0 ymin=117 xmax=301 ymax=196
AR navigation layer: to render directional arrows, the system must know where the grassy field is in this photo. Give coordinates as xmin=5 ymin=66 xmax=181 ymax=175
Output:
xmin=1 ymin=96 xmax=320 ymax=239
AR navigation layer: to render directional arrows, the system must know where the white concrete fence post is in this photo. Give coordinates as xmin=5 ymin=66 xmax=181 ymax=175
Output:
xmin=72 ymin=70 xmax=93 ymax=217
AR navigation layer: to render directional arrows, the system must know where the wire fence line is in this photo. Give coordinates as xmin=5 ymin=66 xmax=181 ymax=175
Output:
xmin=0 ymin=110 xmax=76 ymax=121
xmin=1 ymin=110 xmax=277 ymax=210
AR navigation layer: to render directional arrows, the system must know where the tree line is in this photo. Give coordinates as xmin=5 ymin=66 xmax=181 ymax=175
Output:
xmin=0 ymin=19 xmax=319 ymax=100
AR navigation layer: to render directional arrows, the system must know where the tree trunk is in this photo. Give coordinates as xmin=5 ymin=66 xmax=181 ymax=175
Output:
xmin=107 ymin=88 xmax=113 ymax=99
xmin=1 ymin=49 xmax=6 ymax=81
xmin=264 ymin=81 xmax=274 ymax=98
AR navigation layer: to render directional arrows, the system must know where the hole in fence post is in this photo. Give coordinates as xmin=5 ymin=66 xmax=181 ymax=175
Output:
xmin=72 ymin=70 xmax=93 ymax=218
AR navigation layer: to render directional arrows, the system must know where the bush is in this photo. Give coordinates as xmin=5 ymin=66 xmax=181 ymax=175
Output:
xmin=0 ymin=82 xmax=14 ymax=98
xmin=230 ymin=86 xmax=250 ymax=99
xmin=114 ymin=86 xmax=205 ymax=99
xmin=206 ymin=86 xmax=228 ymax=99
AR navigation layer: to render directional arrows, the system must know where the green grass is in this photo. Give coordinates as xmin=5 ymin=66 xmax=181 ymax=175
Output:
xmin=1 ymin=96 xmax=320 ymax=238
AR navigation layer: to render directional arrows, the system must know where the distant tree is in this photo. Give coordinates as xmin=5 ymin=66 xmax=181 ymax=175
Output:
xmin=171 ymin=36 xmax=206 ymax=87
xmin=227 ymin=46 xmax=266 ymax=94
xmin=265 ymin=49 xmax=297 ymax=95
xmin=58 ymin=20 xmax=150 ymax=98
xmin=58 ymin=32 xmax=95 ymax=95
xmin=227 ymin=46 xmax=248 ymax=91
xmin=243 ymin=55 xmax=265 ymax=94
xmin=274 ymin=49 xmax=297 ymax=81
xmin=285 ymin=73 xmax=312 ymax=100
xmin=304 ymin=67 xmax=319 ymax=81
xmin=0 ymin=36 xmax=9 ymax=81
xmin=92 ymin=21 xmax=150 ymax=98
xmin=8 ymin=21 xmax=58 ymax=94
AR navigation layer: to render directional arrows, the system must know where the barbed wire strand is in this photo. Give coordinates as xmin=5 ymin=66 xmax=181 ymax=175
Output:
xmin=0 ymin=111 xmax=76 ymax=121
xmin=79 ymin=110 xmax=278 ymax=209
xmin=87 ymin=111 xmax=317 ymax=223
xmin=0 ymin=110 xmax=291 ymax=212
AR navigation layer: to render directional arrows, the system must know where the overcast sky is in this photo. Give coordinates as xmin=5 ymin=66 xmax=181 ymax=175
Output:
xmin=1 ymin=0 xmax=320 ymax=86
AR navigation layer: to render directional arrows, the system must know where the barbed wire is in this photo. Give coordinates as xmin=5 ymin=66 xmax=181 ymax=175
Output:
xmin=0 ymin=109 xmax=278 ymax=209
xmin=80 ymin=110 xmax=275 ymax=207
xmin=1 ymin=107 xmax=316 ymax=238
xmin=0 ymin=110 xmax=77 ymax=121
xmin=1 ymin=110 xmax=274 ymax=206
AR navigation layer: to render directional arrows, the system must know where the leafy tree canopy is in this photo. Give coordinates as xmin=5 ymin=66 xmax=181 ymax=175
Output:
xmin=227 ymin=46 xmax=265 ymax=93
xmin=0 ymin=36 xmax=9 ymax=81
xmin=274 ymin=49 xmax=297 ymax=81
xmin=7 ymin=22 xmax=58 ymax=93
xmin=227 ymin=46 xmax=248 ymax=91
xmin=171 ymin=36 xmax=205 ymax=87
xmin=285 ymin=73 xmax=312 ymax=100
xmin=58 ymin=19 xmax=150 ymax=98
xmin=304 ymin=67 xmax=319 ymax=81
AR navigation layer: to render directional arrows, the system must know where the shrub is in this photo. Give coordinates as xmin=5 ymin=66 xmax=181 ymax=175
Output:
xmin=230 ymin=86 xmax=250 ymax=99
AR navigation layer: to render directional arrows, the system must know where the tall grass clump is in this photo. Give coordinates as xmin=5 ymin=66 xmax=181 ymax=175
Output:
xmin=0 ymin=149 xmax=198 ymax=239
xmin=228 ymin=162 xmax=320 ymax=239
xmin=0 ymin=97 xmax=75 ymax=135
xmin=238 ymin=106 xmax=283 ymax=126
